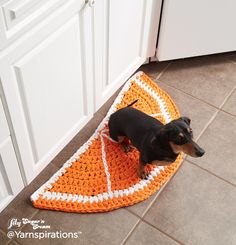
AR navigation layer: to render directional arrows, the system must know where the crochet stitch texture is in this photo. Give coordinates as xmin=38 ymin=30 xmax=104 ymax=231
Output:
xmin=31 ymin=71 xmax=184 ymax=213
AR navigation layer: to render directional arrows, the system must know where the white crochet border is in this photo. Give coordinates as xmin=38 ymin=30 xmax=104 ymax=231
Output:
xmin=31 ymin=71 xmax=174 ymax=204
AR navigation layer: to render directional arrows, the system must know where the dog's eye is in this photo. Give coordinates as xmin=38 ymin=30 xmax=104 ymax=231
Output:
xmin=175 ymin=133 xmax=187 ymax=144
xmin=188 ymin=128 xmax=193 ymax=138
xmin=179 ymin=133 xmax=184 ymax=137
xmin=187 ymin=128 xmax=193 ymax=133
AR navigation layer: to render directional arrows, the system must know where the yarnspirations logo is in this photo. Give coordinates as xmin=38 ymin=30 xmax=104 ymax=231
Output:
xmin=7 ymin=217 xmax=82 ymax=240
xmin=8 ymin=218 xmax=50 ymax=230
xmin=7 ymin=230 xmax=82 ymax=240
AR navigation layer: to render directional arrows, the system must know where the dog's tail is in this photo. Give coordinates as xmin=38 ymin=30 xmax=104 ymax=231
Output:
xmin=127 ymin=99 xmax=138 ymax=107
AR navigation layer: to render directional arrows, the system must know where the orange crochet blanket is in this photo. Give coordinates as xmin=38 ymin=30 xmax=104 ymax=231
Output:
xmin=31 ymin=72 xmax=183 ymax=213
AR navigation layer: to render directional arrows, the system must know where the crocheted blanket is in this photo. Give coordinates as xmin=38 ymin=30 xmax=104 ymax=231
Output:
xmin=31 ymin=71 xmax=184 ymax=213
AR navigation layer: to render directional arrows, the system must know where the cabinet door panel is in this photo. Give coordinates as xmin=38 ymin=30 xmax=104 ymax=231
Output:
xmin=14 ymin=16 xmax=86 ymax=162
xmin=108 ymin=0 xmax=144 ymax=84
xmin=94 ymin=0 xmax=161 ymax=110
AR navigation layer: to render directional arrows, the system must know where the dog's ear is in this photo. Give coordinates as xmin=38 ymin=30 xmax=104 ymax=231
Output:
xmin=151 ymin=127 xmax=169 ymax=148
xmin=150 ymin=135 xmax=158 ymax=148
xmin=180 ymin=117 xmax=191 ymax=125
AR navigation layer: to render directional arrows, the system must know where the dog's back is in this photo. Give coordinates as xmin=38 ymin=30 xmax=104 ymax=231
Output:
xmin=108 ymin=107 xmax=162 ymax=149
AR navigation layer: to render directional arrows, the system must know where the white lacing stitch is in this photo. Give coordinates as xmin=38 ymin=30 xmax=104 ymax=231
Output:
xmin=36 ymin=164 xmax=166 ymax=203
xmin=150 ymin=113 xmax=162 ymax=117
xmin=134 ymin=79 xmax=172 ymax=123
xmin=101 ymin=132 xmax=118 ymax=143
xmin=100 ymin=133 xmax=112 ymax=193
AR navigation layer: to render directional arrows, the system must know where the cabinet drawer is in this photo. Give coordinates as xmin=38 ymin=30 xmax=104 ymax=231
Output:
xmin=0 ymin=99 xmax=10 ymax=143
xmin=2 ymin=0 xmax=66 ymax=31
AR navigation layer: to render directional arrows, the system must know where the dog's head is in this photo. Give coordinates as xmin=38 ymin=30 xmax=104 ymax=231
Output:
xmin=153 ymin=117 xmax=205 ymax=158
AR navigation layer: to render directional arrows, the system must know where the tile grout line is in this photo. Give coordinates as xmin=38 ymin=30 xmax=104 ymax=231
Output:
xmin=126 ymin=156 xmax=187 ymax=219
xmin=0 ymin=228 xmax=10 ymax=244
xmin=155 ymin=62 xmax=173 ymax=81
xmin=126 ymin=193 xmax=160 ymax=220
xmin=14 ymin=238 xmax=23 ymax=245
xmin=124 ymin=160 xmax=187 ymax=244
xmin=0 ymin=227 xmax=21 ymax=245
xmin=6 ymin=238 xmax=22 ymax=245
xmin=0 ymin=228 xmax=5 ymax=234
xmin=122 ymin=215 xmax=184 ymax=245
xmin=218 ymin=86 xmax=236 ymax=109
xmin=218 ymin=86 xmax=235 ymax=116
xmin=156 ymin=81 xmax=236 ymax=118
xmin=126 ymin=209 xmax=142 ymax=220
xmin=140 ymin=188 xmax=165 ymax=218
xmin=186 ymin=160 xmax=236 ymax=188
xmin=157 ymin=81 xmax=222 ymax=110
xmin=17 ymin=209 xmax=40 ymax=232
xmin=140 ymin=156 xmax=186 ymax=219
xmin=142 ymin=219 xmax=185 ymax=245
xmin=0 ymin=228 xmax=7 ymax=240
xmin=123 ymin=155 xmax=184 ymax=243
xmin=220 ymin=107 xmax=236 ymax=118
xmin=120 ymin=219 xmax=141 ymax=245
xmin=195 ymin=86 xmax=236 ymax=142
xmin=195 ymin=110 xmax=219 ymax=142
xmin=125 ymin=210 xmax=184 ymax=244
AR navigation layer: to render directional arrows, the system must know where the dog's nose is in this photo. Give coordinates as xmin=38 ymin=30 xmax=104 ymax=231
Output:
xmin=196 ymin=148 xmax=205 ymax=157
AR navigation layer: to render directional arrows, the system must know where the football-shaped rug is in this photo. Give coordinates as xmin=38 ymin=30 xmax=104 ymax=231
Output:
xmin=31 ymin=71 xmax=184 ymax=213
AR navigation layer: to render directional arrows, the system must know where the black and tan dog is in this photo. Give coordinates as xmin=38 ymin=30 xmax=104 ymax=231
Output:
xmin=108 ymin=100 xmax=205 ymax=179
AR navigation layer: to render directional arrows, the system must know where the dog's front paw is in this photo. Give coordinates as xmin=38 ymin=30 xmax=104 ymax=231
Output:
xmin=138 ymin=171 xmax=148 ymax=180
xmin=120 ymin=143 xmax=131 ymax=153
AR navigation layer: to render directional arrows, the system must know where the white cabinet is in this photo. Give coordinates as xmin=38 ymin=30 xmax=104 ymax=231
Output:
xmin=0 ymin=138 xmax=24 ymax=211
xmin=0 ymin=0 xmax=161 ymax=207
xmin=0 ymin=0 xmax=94 ymax=183
xmin=157 ymin=0 xmax=236 ymax=61
xmin=0 ymin=99 xmax=24 ymax=211
xmin=0 ymin=0 xmax=67 ymax=50
xmin=0 ymin=99 xmax=10 ymax=142
xmin=94 ymin=0 xmax=161 ymax=110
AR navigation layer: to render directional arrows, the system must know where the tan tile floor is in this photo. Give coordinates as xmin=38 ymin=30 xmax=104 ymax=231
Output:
xmin=1 ymin=53 xmax=236 ymax=245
